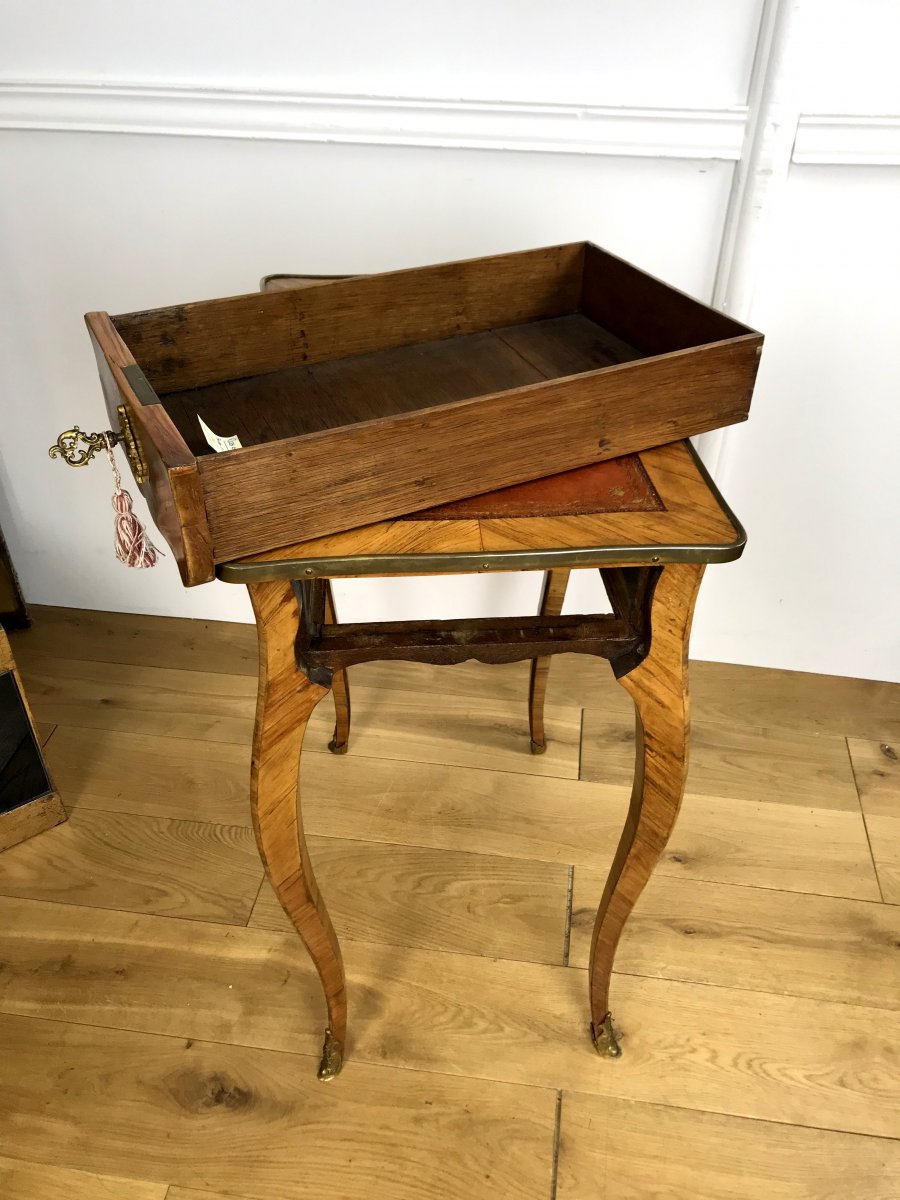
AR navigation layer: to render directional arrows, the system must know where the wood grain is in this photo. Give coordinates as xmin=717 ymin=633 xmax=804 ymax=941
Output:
xmin=47 ymin=727 xmax=252 ymax=823
xmin=692 ymin=664 xmax=900 ymax=743
xmin=166 ymin=324 xmax=551 ymax=453
xmin=302 ymin=678 xmax=581 ymax=779
xmin=849 ymin=738 xmax=900 ymax=901
xmin=87 ymin=243 xmax=760 ymax=581
xmin=476 ymin=438 xmax=739 ymax=557
xmin=556 ymin=1093 xmax=900 ymax=1200
xmin=20 ymin=654 xmax=258 ymax=743
xmin=528 ymin=568 xmax=570 ymax=751
xmin=324 ymin=579 xmax=351 ymax=751
xmin=45 ymin=727 xmax=879 ymax=900
xmin=849 ymin=736 xmax=899 ymax=818
xmin=0 ymin=807 xmax=261 ymax=923
xmin=249 ymin=837 xmax=569 ymax=965
xmin=202 ymin=439 xmax=741 ymax=576
xmin=865 ymin=816 xmax=900 ymax=903
xmin=0 ymin=794 xmax=67 ymax=855
xmin=346 ymin=960 xmax=900 ymax=1137
xmin=0 ymin=1012 xmax=557 ymax=1200
xmin=115 ymin=243 xmax=585 ymax=390
xmin=569 ymin=872 xmax=900 ymax=1008
xmin=4 ymin=603 xmax=898 ymax=1196
xmin=582 ymin=709 xmax=861 ymax=810
xmin=199 ymin=339 xmax=756 ymax=563
xmin=11 ymin=603 xmax=258 ymax=677
xmin=531 ymin=653 xmax=900 ymax=744
xmin=3 ymin=901 xmax=898 ymax=1137
xmin=248 ymin=579 xmax=346 ymax=1075
xmin=24 ymin=656 xmax=581 ymax=778
xmin=0 ymin=1156 xmax=167 ymax=1200
xmin=588 ymin=564 xmax=703 ymax=1036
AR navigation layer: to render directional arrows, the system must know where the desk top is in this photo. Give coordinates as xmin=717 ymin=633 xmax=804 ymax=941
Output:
xmin=218 ymin=439 xmax=743 ymax=583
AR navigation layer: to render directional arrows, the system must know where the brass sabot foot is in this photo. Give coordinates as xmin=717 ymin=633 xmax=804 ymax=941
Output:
xmin=592 ymin=1013 xmax=622 ymax=1059
xmin=530 ymin=739 xmax=547 ymax=756
xmin=317 ymin=1028 xmax=344 ymax=1081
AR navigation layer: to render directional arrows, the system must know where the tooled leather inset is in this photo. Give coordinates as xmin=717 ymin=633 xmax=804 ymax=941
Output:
xmin=403 ymin=454 xmax=664 ymax=521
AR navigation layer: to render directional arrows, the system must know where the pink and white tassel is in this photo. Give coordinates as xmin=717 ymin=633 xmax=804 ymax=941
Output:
xmin=103 ymin=435 xmax=162 ymax=568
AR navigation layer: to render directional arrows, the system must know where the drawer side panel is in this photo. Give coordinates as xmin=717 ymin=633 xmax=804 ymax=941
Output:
xmin=113 ymin=243 xmax=586 ymax=394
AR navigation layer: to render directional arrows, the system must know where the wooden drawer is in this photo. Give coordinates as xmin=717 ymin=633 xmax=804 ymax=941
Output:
xmin=86 ymin=242 xmax=762 ymax=586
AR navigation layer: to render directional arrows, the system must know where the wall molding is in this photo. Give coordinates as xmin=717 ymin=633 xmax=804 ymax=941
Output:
xmin=793 ymin=114 xmax=900 ymax=166
xmin=0 ymin=80 xmax=746 ymax=160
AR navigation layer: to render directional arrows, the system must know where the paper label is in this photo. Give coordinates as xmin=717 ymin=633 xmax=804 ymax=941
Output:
xmin=198 ymin=416 xmax=242 ymax=453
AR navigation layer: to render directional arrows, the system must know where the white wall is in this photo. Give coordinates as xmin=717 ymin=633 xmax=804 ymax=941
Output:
xmin=1 ymin=0 xmax=898 ymax=679
xmin=693 ymin=0 xmax=900 ymax=680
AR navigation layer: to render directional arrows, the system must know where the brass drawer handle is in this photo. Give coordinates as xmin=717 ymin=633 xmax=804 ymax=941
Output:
xmin=49 ymin=403 xmax=148 ymax=483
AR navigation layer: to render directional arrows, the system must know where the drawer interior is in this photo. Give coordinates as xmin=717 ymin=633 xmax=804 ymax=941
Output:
xmin=158 ymin=313 xmax=642 ymax=457
xmin=110 ymin=241 xmax=752 ymax=461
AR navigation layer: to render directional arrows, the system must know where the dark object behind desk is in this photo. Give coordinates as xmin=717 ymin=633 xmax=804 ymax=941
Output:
xmin=0 ymin=527 xmax=27 ymax=629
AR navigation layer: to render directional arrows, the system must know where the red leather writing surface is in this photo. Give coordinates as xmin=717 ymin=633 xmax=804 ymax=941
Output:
xmin=404 ymin=454 xmax=663 ymax=521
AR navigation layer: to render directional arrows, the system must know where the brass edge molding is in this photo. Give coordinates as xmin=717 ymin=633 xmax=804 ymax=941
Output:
xmin=218 ymin=535 xmax=746 ymax=583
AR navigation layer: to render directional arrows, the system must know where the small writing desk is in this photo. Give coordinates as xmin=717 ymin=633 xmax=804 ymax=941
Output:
xmin=219 ymin=438 xmax=744 ymax=1080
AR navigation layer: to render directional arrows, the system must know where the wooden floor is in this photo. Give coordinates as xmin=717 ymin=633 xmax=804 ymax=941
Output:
xmin=2 ymin=603 xmax=900 ymax=1200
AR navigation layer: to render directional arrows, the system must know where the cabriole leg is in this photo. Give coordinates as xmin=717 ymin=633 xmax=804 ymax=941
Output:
xmin=528 ymin=568 xmax=571 ymax=753
xmin=248 ymin=579 xmax=347 ymax=1081
xmin=587 ymin=564 xmax=704 ymax=1057
xmin=324 ymin=580 xmax=352 ymax=754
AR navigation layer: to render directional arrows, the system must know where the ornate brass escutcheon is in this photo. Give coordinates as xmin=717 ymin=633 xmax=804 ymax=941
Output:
xmin=49 ymin=403 xmax=148 ymax=484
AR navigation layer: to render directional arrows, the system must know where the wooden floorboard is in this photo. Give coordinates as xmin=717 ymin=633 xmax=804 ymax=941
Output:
xmin=248 ymin=838 xmax=570 ymax=965
xmin=0 ymin=1012 xmax=556 ymax=1200
xmin=2 ymin=897 xmax=898 ymax=1137
xmin=849 ymin=737 xmax=900 ymax=902
xmin=0 ymin=808 xmax=263 ymax=924
xmin=18 ymin=605 xmax=900 ymax=740
xmin=568 ymin=872 xmax=900 ymax=1008
xmin=581 ymin=709 xmax=861 ymax=810
xmin=22 ymin=656 xmax=581 ymax=778
xmin=556 ymin=1093 xmax=900 ymax=1200
xmin=3 ymin=608 xmax=900 ymax=1198
xmin=44 ymin=727 xmax=879 ymax=900
xmin=0 ymin=1155 xmax=167 ymax=1200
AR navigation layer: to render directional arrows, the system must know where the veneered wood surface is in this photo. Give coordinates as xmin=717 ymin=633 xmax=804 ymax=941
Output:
xmin=324 ymin=581 xmax=351 ymax=753
xmin=248 ymin=580 xmax=346 ymax=1072
xmin=528 ymin=569 xmax=571 ymax=751
xmin=588 ymin=564 xmax=704 ymax=1032
xmin=229 ymin=439 xmax=739 ymax=573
